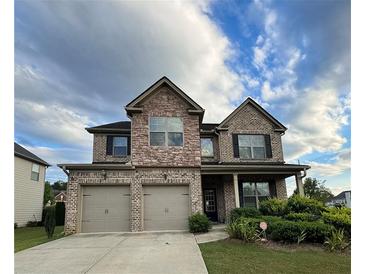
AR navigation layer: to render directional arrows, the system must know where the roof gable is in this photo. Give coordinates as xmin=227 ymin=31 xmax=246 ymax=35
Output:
xmin=217 ymin=97 xmax=287 ymax=132
xmin=125 ymin=76 xmax=204 ymax=115
xmin=14 ymin=142 xmax=50 ymax=166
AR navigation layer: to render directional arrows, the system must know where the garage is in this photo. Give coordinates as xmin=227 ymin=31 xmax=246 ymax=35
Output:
xmin=143 ymin=185 xmax=190 ymax=231
xmin=81 ymin=185 xmax=130 ymax=233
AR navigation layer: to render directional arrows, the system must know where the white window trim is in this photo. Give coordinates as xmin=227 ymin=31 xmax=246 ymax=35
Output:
xmin=31 ymin=163 xmax=40 ymax=181
xmin=242 ymin=182 xmax=270 ymax=208
xmin=149 ymin=116 xmax=184 ymax=147
xmin=238 ymin=134 xmax=266 ymax=159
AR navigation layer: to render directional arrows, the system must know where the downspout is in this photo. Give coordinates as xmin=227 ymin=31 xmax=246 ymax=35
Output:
xmin=60 ymin=165 xmax=69 ymax=176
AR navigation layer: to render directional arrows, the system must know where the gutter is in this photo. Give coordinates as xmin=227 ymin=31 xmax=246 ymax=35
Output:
xmin=59 ymin=165 xmax=69 ymax=176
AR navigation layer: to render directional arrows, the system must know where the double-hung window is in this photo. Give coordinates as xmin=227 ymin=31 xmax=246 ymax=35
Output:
xmin=150 ymin=117 xmax=183 ymax=146
xmin=238 ymin=135 xmax=266 ymax=159
xmin=31 ymin=163 xmax=40 ymax=181
xmin=241 ymin=182 xmax=270 ymax=208
xmin=113 ymin=136 xmax=128 ymax=156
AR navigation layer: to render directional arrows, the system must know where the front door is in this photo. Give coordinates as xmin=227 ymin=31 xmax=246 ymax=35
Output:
xmin=203 ymin=189 xmax=218 ymax=222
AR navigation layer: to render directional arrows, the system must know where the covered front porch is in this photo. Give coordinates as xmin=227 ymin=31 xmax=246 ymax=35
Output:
xmin=200 ymin=163 xmax=310 ymax=223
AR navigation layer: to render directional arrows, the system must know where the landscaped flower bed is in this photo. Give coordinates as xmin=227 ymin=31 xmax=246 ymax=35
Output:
xmin=227 ymin=195 xmax=351 ymax=252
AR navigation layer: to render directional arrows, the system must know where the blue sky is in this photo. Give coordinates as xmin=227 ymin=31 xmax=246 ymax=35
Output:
xmin=14 ymin=0 xmax=350 ymax=195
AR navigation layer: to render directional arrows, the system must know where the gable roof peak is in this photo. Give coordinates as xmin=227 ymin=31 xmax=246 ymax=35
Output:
xmin=217 ymin=97 xmax=287 ymax=131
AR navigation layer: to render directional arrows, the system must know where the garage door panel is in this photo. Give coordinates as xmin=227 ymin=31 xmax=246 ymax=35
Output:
xmin=144 ymin=185 xmax=189 ymax=231
xmin=81 ymin=186 xmax=130 ymax=233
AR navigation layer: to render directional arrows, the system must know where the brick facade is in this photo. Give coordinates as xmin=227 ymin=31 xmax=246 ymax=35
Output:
xmin=92 ymin=134 xmax=131 ymax=163
xmin=63 ymin=79 xmax=300 ymax=235
xmin=131 ymin=86 xmax=201 ymax=167
xmin=64 ymin=168 xmax=202 ymax=234
xmin=219 ymin=103 xmax=284 ymax=163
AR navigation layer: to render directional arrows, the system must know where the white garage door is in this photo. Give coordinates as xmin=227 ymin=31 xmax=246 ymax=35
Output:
xmin=143 ymin=185 xmax=190 ymax=231
xmin=81 ymin=185 xmax=130 ymax=233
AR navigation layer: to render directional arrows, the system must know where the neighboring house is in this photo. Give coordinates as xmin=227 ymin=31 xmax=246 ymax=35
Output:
xmin=14 ymin=142 xmax=50 ymax=226
xmin=326 ymin=191 xmax=351 ymax=208
xmin=59 ymin=77 xmax=310 ymax=234
xmin=54 ymin=191 xmax=67 ymax=203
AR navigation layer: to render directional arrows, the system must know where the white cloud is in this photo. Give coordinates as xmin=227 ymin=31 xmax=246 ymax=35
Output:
xmin=307 ymin=148 xmax=350 ymax=177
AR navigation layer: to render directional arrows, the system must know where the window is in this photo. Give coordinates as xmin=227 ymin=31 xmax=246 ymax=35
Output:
xmin=241 ymin=182 xmax=270 ymax=208
xmin=150 ymin=117 xmax=183 ymax=146
xmin=238 ymin=135 xmax=266 ymax=159
xmin=113 ymin=136 xmax=128 ymax=156
xmin=31 ymin=163 xmax=40 ymax=181
xmin=201 ymin=138 xmax=214 ymax=157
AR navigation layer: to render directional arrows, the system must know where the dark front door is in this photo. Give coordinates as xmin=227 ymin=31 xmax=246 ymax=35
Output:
xmin=203 ymin=189 xmax=218 ymax=222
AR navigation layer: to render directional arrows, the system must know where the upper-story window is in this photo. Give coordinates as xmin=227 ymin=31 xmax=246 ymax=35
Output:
xmin=31 ymin=163 xmax=40 ymax=181
xmin=113 ymin=136 xmax=128 ymax=156
xmin=201 ymin=138 xmax=214 ymax=157
xmin=238 ymin=134 xmax=266 ymax=159
xmin=150 ymin=117 xmax=183 ymax=146
xmin=106 ymin=136 xmax=129 ymax=157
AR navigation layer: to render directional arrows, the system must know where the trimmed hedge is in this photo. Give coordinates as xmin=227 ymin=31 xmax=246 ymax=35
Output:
xmin=322 ymin=207 xmax=351 ymax=235
xmin=269 ymin=220 xmax=333 ymax=243
xmin=286 ymin=195 xmax=325 ymax=215
xmin=259 ymin=198 xmax=287 ymax=216
xmin=188 ymin=213 xmax=211 ymax=233
xmin=284 ymin=212 xmax=320 ymax=222
xmin=230 ymin=207 xmax=261 ymax=222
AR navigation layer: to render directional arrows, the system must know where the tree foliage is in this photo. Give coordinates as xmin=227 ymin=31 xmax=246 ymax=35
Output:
xmin=43 ymin=181 xmax=55 ymax=205
xmin=293 ymin=177 xmax=334 ymax=203
xmin=52 ymin=180 xmax=67 ymax=191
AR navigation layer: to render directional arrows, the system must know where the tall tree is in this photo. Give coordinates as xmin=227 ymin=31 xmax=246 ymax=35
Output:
xmin=43 ymin=181 xmax=55 ymax=205
xmin=293 ymin=177 xmax=334 ymax=203
xmin=51 ymin=180 xmax=67 ymax=191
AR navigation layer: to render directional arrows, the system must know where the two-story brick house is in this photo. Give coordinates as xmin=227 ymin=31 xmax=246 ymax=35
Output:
xmin=59 ymin=77 xmax=309 ymax=234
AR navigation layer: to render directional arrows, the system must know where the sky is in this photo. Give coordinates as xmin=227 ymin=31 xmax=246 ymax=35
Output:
xmin=14 ymin=0 xmax=350 ymax=195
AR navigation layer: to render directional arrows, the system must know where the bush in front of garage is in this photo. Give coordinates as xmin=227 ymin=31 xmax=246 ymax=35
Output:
xmin=188 ymin=213 xmax=212 ymax=233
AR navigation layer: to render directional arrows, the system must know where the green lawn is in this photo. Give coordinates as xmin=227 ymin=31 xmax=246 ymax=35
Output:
xmin=15 ymin=226 xmax=64 ymax=252
xmin=199 ymin=240 xmax=350 ymax=274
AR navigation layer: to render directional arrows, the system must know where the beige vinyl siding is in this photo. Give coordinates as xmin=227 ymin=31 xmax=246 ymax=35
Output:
xmin=14 ymin=156 xmax=46 ymax=227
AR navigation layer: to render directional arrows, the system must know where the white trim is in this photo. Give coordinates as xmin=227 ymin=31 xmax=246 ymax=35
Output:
xmin=233 ymin=173 xmax=240 ymax=208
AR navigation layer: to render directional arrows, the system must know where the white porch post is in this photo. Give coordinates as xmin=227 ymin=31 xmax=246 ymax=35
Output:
xmin=233 ymin=173 xmax=240 ymax=208
xmin=295 ymin=173 xmax=305 ymax=197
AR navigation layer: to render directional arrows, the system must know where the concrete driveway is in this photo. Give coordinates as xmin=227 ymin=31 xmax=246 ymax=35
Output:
xmin=15 ymin=232 xmax=208 ymax=274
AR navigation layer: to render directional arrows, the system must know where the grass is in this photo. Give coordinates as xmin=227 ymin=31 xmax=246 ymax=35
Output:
xmin=15 ymin=226 xmax=64 ymax=252
xmin=199 ymin=240 xmax=350 ymax=274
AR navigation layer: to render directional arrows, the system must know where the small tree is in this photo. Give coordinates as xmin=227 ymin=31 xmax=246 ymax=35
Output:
xmin=43 ymin=181 xmax=55 ymax=206
xmin=293 ymin=177 xmax=334 ymax=203
xmin=44 ymin=205 xmax=56 ymax=238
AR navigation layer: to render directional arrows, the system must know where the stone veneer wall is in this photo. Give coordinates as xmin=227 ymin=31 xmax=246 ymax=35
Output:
xmin=219 ymin=103 xmax=284 ymax=163
xmin=92 ymin=134 xmax=131 ymax=163
xmin=275 ymin=178 xmax=288 ymax=199
xmin=64 ymin=168 xmax=202 ymax=235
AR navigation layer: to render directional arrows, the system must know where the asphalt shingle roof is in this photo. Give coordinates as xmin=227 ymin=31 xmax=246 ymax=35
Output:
xmin=14 ymin=142 xmax=50 ymax=166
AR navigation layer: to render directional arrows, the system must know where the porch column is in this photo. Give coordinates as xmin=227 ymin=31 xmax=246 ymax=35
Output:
xmin=233 ymin=173 xmax=240 ymax=208
xmin=295 ymin=173 xmax=305 ymax=197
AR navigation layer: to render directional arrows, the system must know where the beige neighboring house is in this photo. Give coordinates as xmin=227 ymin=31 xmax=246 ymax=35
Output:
xmin=14 ymin=142 xmax=50 ymax=226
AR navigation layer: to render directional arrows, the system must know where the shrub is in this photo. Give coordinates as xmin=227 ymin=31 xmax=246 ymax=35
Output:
xmin=226 ymin=217 xmax=259 ymax=242
xmin=269 ymin=220 xmax=333 ymax=243
xmin=188 ymin=213 xmax=211 ymax=233
xmin=322 ymin=207 xmax=351 ymax=236
xmin=284 ymin=212 xmax=320 ymax=222
xmin=286 ymin=195 xmax=325 ymax=215
xmin=259 ymin=198 xmax=287 ymax=216
xmin=14 ymin=223 xmax=18 ymax=229
xmin=26 ymin=221 xmax=39 ymax=227
xmin=55 ymin=202 xmax=66 ymax=226
xmin=324 ymin=228 xmax=350 ymax=252
xmin=230 ymin=207 xmax=260 ymax=222
xmin=44 ymin=205 xmax=56 ymax=238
